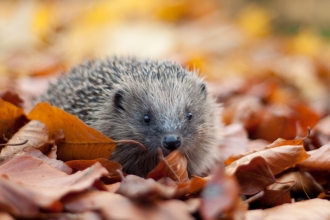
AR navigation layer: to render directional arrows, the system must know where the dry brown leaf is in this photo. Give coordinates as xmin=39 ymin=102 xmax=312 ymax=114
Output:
xmin=245 ymin=199 xmax=330 ymax=220
xmin=226 ymin=145 xmax=309 ymax=176
xmin=225 ymin=156 xmax=276 ymax=195
xmin=115 ymin=174 xmax=178 ymax=201
xmin=21 ymin=148 xmax=72 ymax=174
xmin=298 ymin=142 xmax=330 ymax=171
xmin=247 ymin=139 xmax=270 ymax=152
xmin=225 ymin=138 xmax=304 ymax=165
xmin=0 ymin=120 xmax=53 ymax=158
xmin=311 ymin=115 xmax=330 ymax=147
xmin=200 ymin=166 xmax=242 ymax=219
xmin=0 ymin=212 xmax=14 ymax=220
xmin=28 ymin=102 xmax=118 ymax=161
xmin=0 ymin=99 xmax=28 ymax=143
xmin=63 ymin=191 xmax=193 ymax=220
xmin=0 ymin=91 xmax=24 ymax=108
xmin=147 ymin=150 xmax=188 ymax=182
xmin=66 ymin=158 xmax=121 ymax=173
xmin=274 ymin=171 xmax=323 ymax=199
xmin=65 ymin=158 xmax=123 ymax=183
xmin=266 ymin=138 xmax=304 ymax=148
xmin=290 ymin=101 xmax=320 ymax=136
xmin=0 ymin=155 xmax=107 ymax=217
xmin=256 ymin=189 xmax=292 ymax=208
xmin=251 ymin=104 xmax=297 ymax=142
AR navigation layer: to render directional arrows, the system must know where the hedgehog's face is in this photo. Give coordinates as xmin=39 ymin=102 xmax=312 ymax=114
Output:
xmin=97 ymin=73 xmax=221 ymax=177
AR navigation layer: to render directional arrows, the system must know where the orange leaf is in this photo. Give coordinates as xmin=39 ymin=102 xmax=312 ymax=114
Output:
xmin=225 ymin=138 xmax=304 ymax=166
xmin=0 ymin=99 xmax=28 ymax=143
xmin=28 ymin=102 xmax=116 ymax=161
xmin=147 ymin=150 xmax=188 ymax=182
xmin=226 ymin=156 xmax=276 ymax=195
xmin=298 ymin=142 xmax=330 ymax=170
xmin=226 ymin=144 xmax=309 ymax=176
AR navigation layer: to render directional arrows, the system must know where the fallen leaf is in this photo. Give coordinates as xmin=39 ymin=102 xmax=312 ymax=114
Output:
xmin=225 ymin=143 xmax=309 ymax=175
xmin=21 ymin=147 xmax=72 ymax=174
xmin=0 ymin=212 xmax=14 ymax=220
xmin=245 ymin=199 xmax=330 ymax=220
xmin=28 ymin=102 xmax=118 ymax=161
xmin=251 ymin=104 xmax=297 ymax=142
xmin=256 ymin=189 xmax=292 ymax=208
xmin=0 ymin=99 xmax=28 ymax=143
xmin=225 ymin=137 xmax=304 ymax=165
xmin=200 ymin=166 xmax=241 ymax=219
xmin=187 ymin=175 xmax=209 ymax=194
xmin=298 ymin=142 xmax=330 ymax=171
xmin=115 ymin=174 xmax=178 ymax=201
xmin=220 ymin=123 xmax=249 ymax=161
xmin=225 ymin=156 xmax=276 ymax=195
xmin=0 ymin=155 xmax=107 ymax=217
xmin=147 ymin=150 xmax=188 ymax=182
xmin=64 ymin=191 xmax=193 ymax=220
xmin=65 ymin=158 xmax=122 ymax=183
xmin=0 ymin=120 xmax=53 ymax=158
xmin=274 ymin=171 xmax=323 ymax=199
xmin=311 ymin=115 xmax=330 ymax=147
xmin=0 ymin=90 xmax=24 ymax=108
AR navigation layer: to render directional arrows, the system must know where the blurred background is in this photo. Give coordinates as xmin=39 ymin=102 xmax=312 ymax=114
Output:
xmin=1 ymin=0 xmax=330 ymax=150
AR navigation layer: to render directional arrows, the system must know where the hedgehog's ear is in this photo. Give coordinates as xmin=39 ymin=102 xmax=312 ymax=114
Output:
xmin=200 ymin=83 xmax=207 ymax=98
xmin=114 ymin=90 xmax=125 ymax=111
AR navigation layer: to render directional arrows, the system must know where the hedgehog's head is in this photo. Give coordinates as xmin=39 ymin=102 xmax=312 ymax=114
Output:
xmin=93 ymin=61 xmax=221 ymax=177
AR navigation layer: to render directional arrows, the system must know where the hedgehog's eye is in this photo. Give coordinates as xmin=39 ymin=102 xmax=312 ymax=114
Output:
xmin=187 ymin=112 xmax=193 ymax=121
xmin=144 ymin=114 xmax=151 ymax=123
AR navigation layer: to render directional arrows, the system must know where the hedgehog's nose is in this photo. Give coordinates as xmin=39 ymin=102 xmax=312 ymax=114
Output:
xmin=163 ymin=135 xmax=181 ymax=151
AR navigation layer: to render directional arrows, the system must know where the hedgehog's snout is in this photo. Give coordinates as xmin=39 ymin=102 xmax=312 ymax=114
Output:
xmin=162 ymin=134 xmax=181 ymax=151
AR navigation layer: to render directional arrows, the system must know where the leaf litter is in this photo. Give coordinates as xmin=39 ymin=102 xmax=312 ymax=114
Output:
xmin=2 ymin=0 xmax=330 ymax=219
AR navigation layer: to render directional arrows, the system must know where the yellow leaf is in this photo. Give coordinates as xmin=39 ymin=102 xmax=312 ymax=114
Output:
xmin=236 ymin=4 xmax=271 ymax=37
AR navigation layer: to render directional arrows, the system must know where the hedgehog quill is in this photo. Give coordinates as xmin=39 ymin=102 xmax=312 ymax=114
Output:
xmin=38 ymin=57 xmax=222 ymax=177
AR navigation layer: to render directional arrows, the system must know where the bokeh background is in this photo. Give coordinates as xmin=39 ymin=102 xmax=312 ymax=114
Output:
xmin=1 ymin=0 xmax=330 ymax=139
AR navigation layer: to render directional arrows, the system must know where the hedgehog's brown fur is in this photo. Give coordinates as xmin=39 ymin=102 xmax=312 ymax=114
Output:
xmin=38 ymin=57 xmax=222 ymax=177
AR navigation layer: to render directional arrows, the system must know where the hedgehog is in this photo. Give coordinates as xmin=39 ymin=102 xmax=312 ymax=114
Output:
xmin=38 ymin=57 xmax=222 ymax=177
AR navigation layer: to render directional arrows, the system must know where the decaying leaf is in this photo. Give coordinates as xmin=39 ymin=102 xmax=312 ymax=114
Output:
xmin=0 ymin=155 xmax=107 ymax=217
xmin=225 ymin=156 xmax=276 ymax=195
xmin=0 ymin=120 xmax=53 ymax=158
xmin=255 ymin=189 xmax=292 ymax=208
xmin=274 ymin=171 xmax=323 ymax=199
xmin=28 ymin=102 xmax=119 ymax=161
xmin=147 ymin=149 xmax=188 ymax=182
